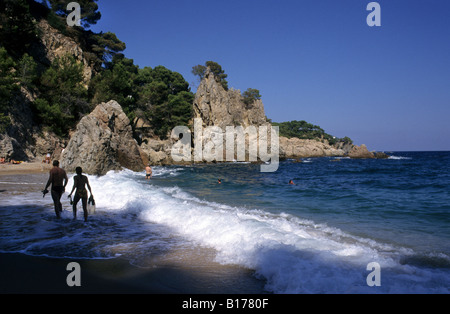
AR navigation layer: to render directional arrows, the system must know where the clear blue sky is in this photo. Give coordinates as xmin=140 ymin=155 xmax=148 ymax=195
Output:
xmin=91 ymin=0 xmax=450 ymax=151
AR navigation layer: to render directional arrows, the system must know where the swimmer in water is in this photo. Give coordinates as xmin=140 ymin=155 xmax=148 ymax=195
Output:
xmin=145 ymin=164 xmax=153 ymax=180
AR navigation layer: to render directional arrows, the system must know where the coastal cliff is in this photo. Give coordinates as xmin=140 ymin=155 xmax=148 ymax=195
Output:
xmin=0 ymin=9 xmax=96 ymax=162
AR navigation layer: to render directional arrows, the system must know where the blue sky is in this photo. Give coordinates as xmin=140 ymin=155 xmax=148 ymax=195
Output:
xmin=91 ymin=0 xmax=450 ymax=151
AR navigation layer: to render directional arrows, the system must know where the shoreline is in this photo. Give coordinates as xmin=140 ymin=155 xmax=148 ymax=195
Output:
xmin=0 ymin=161 xmax=52 ymax=176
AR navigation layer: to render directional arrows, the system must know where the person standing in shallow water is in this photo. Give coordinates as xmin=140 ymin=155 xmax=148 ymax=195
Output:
xmin=68 ymin=167 xmax=93 ymax=222
xmin=145 ymin=164 xmax=152 ymax=180
xmin=44 ymin=160 xmax=68 ymax=219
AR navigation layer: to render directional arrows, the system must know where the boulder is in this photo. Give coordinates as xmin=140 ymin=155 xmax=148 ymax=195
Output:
xmin=61 ymin=100 xmax=148 ymax=175
xmin=140 ymin=137 xmax=174 ymax=166
xmin=374 ymin=151 xmax=390 ymax=159
xmin=348 ymin=144 xmax=375 ymax=159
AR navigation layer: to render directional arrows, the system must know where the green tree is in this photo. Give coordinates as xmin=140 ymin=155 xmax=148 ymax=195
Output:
xmin=148 ymin=91 xmax=193 ymax=139
xmin=192 ymin=61 xmax=229 ymax=90
xmin=0 ymin=47 xmax=18 ymax=132
xmin=34 ymin=54 xmax=88 ymax=135
xmin=272 ymin=120 xmax=325 ymax=140
xmin=205 ymin=61 xmax=228 ymax=90
xmin=89 ymin=55 xmax=138 ymax=117
xmin=16 ymin=53 xmax=38 ymax=89
xmin=45 ymin=0 xmax=101 ymax=28
xmin=90 ymin=32 xmax=126 ymax=65
xmin=242 ymin=88 xmax=261 ymax=107
xmin=135 ymin=66 xmax=193 ymax=139
xmin=191 ymin=64 xmax=206 ymax=82
xmin=0 ymin=0 xmax=38 ymax=57
xmin=272 ymin=120 xmax=353 ymax=146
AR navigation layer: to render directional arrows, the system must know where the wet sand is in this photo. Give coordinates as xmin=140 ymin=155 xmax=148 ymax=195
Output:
xmin=0 ymin=252 xmax=266 ymax=294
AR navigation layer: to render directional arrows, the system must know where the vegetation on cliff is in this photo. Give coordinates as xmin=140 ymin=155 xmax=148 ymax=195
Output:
xmin=0 ymin=0 xmax=193 ymax=138
xmin=192 ymin=61 xmax=229 ymax=91
xmin=272 ymin=120 xmax=353 ymax=146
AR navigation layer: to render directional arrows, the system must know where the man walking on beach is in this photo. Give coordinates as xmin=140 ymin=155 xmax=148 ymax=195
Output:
xmin=44 ymin=160 xmax=68 ymax=219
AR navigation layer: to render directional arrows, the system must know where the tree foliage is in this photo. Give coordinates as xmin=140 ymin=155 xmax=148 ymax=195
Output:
xmin=90 ymin=54 xmax=138 ymax=116
xmin=136 ymin=66 xmax=193 ymax=139
xmin=33 ymin=54 xmax=88 ymax=135
xmin=90 ymin=57 xmax=194 ymax=139
xmin=45 ymin=0 xmax=101 ymax=28
xmin=0 ymin=0 xmax=38 ymax=57
xmin=0 ymin=47 xmax=19 ymax=132
xmin=192 ymin=61 xmax=229 ymax=90
xmin=191 ymin=64 xmax=206 ymax=81
xmin=272 ymin=120 xmax=353 ymax=146
xmin=90 ymin=32 xmax=126 ymax=65
xmin=242 ymin=88 xmax=261 ymax=107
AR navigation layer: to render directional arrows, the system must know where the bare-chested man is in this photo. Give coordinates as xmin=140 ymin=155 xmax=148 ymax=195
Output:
xmin=44 ymin=160 xmax=68 ymax=219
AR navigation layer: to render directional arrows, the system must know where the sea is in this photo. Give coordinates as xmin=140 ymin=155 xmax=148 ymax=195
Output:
xmin=0 ymin=151 xmax=449 ymax=294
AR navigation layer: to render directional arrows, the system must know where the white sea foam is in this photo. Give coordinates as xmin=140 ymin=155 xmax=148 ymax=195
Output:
xmin=89 ymin=170 xmax=450 ymax=293
xmin=388 ymin=156 xmax=412 ymax=160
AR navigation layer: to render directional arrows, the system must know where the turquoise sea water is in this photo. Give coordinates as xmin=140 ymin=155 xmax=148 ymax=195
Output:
xmin=0 ymin=151 xmax=449 ymax=293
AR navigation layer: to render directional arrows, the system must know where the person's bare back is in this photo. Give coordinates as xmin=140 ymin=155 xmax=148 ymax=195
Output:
xmin=48 ymin=167 xmax=68 ymax=188
xmin=44 ymin=160 xmax=68 ymax=219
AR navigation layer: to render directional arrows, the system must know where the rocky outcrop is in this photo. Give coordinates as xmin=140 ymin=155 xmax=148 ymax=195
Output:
xmin=0 ymin=86 xmax=67 ymax=162
xmin=374 ymin=151 xmax=389 ymax=159
xmin=193 ymin=68 xmax=268 ymax=129
xmin=61 ymin=100 xmax=148 ymax=175
xmin=140 ymin=137 xmax=175 ymax=166
xmin=33 ymin=19 xmax=93 ymax=85
xmin=348 ymin=144 xmax=375 ymax=159
xmin=279 ymin=137 xmax=346 ymax=158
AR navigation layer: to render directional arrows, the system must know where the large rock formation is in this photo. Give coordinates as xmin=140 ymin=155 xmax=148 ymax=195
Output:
xmin=193 ymin=67 xmax=268 ymax=129
xmin=61 ymin=100 xmax=148 ymax=175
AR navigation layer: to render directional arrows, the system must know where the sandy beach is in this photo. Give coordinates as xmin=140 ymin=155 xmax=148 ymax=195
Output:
xmin=0 ymin=161 xmax=53 ymax=177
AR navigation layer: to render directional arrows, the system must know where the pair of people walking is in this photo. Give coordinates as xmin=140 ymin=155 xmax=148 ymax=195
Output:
xmin=44 ymin=161 xmax=93 ymax=222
